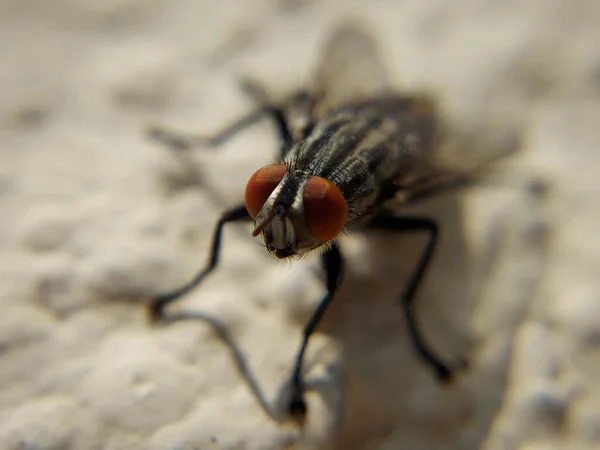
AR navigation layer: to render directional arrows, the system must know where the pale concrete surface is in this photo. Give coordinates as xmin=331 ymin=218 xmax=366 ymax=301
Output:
xmin=1 ymin=1 xmax=599 ymax=449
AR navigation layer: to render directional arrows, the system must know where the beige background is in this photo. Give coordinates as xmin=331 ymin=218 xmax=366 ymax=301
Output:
xmin=1 ymin=1 xmax=599 ymax=449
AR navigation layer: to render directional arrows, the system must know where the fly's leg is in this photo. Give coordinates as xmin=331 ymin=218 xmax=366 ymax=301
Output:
xmin=147 ymin=108 xmax=269 ymax=150
xmin=368 ymin=215 xmax=460 ymax=382
xmin=147 ymin=92 xmax=294 ymax=321
xmin=288 ymin=243 xmax=344 ymax=419
xmin=148 ymin=204 xmax=252 ymax=322
xmin=234 ymin=78 xmax=294 ymax=157
xmin=147 ymin=81 xmax=293 ymax=154
xmin=147 ymin=104 xmax=293 ymax=152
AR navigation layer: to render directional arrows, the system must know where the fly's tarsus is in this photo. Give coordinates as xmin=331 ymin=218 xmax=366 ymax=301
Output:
xmin=146 ymin=125 xmax=197 ymax=151
xmin=288 ymin=390 xmax=308 ymax=424
xmin=288 ymin=243 xmax=344 ymax=418
xmin=368 ymin=215 xmax=464 ymax=381
xmin=149 ymin=204 xmax=251 ymax=322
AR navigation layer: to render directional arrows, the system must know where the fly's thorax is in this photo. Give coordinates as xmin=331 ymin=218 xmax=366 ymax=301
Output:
xmin=245 ymin=166 xmax=348 ymax=259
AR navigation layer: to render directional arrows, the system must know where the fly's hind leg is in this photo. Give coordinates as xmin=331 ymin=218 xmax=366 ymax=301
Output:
xmin=368 ymin=215 xmax=465 ymax=382
xmin=148 ymin=204 xmax=252 ymax=322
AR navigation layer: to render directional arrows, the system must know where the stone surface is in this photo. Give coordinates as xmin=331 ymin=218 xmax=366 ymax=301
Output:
xmin=1 ymin=1 xmax=599 ymax=449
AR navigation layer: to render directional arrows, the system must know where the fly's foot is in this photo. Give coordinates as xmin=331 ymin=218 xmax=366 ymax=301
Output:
xmin=288 ymin=389 xmax=307 ymax=425
xmin=146 ymin=125 xmax=192 ymax=151
xmin=434 ymin=363 xmax=453 ymax=383
xmin=434 ymin=356 xmax=469 ymax=384
xmin=146 ymin=286 xmax=186 ymax=324
xmin=146 ymin=297 xmax=169 ymax=324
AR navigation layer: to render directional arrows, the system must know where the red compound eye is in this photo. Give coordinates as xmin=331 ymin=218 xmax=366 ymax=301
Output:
xmin=303 ymin=176 xmax=347 ymax=242
xmin=245 ymin=165 xmax=287 ymax=219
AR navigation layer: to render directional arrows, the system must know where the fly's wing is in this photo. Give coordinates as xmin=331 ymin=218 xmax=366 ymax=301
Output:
xmin=307 ymin=23 xmax=461 ymax=204
xmin=302 ymin=22 xmax=514 ymax=210
xmin=309 ymin=22 xmax=394 ymax=120
xmin=279 ymin=22 xmax=393 ymax=143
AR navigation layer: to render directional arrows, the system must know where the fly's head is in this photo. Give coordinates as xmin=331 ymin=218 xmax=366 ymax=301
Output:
xmin=244 ymin=165 xmax=347 ymax=259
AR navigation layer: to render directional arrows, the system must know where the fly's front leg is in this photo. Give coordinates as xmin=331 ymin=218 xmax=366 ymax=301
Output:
xmin=368 ymin=215 xmax=461 ymax=382
xmin=288 ymin=243 xmax=344 ymax=419
xmin=148 ymin=204 xmax=251 ymax=322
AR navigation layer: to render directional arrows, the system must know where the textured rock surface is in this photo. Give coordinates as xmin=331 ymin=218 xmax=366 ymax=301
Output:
xmin=1 ymin=1 xmax=599 ymax=449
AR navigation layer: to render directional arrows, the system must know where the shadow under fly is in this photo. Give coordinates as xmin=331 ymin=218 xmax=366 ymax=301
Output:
xmin=146 ymin=22 xmax=493 ymax=423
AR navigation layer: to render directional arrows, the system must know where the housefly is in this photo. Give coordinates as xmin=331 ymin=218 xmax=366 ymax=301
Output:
xmin=148 ymin=23 xmax=474 ymax=421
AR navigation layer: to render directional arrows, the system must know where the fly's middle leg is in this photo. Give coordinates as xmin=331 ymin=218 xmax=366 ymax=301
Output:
xmin=368 ymin=215 xmax=463 ymax=382
xmin=146 ymin=108 xmax=266 ymax=150
xmin=148 ymin=204 xmax=251 ymax=322
xmin=146 ymin=86 xmax=293 ymax=155
xmin=147 ymin=104 xmax=293 ymax=153
xmin=288 ymin=243 xmax=344 ymax=420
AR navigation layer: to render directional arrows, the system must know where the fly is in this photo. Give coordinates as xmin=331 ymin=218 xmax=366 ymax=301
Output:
xmin=147 ymin=23 xmax=475 ymax=422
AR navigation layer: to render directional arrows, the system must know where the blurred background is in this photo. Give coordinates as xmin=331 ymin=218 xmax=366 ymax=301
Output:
xmin=1 ymin=1 xmax=599 ymax=449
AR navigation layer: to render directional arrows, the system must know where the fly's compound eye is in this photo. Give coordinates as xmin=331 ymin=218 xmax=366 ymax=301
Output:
xmin=245 ymin=165 xmax=287 ymax=218
xmin=303 ymin=176 xmax=347 ymax=243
